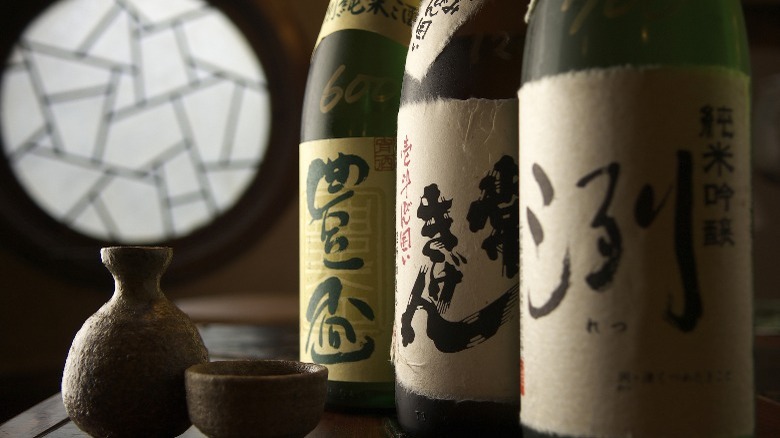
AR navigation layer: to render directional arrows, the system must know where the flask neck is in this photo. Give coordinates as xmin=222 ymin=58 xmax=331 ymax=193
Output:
xmin=101 ymin=246 xmax=171 ymax=301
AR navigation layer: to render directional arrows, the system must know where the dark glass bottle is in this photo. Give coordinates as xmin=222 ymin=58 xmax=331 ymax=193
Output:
xmin=519 ymin=0 xmax=752 ymax=436
xmin=394 ymin=0 xmax=525 ymax=435
xmin=299 ymin=0 xmax=419 ymax=410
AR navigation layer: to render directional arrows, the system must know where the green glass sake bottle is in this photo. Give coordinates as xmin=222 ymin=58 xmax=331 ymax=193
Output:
xmin=299 ymin=0 xmax=419 ymax=410
xmin=519 ymin=0 xmax=753 ymax=436
xmin=394 ymin=0 xmax=525 ymax=435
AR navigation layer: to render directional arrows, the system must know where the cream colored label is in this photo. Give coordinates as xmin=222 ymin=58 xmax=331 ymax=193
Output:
xmin=300 ymin=137 xmax=395 ymax=383
xmin=519 ymin=66 xmax=753 ymax=436
xmin=315 ymin=0 xmax=419 ymax=50
xmin=405 ymin=0 xmax=484 ymax=80
xmin=394 ymin=98 xmax=520 ymax=402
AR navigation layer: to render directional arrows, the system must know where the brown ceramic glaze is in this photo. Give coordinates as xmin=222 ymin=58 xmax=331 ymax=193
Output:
xmin=62 ymin=246 xmax=209 ymax=438
xmin=185 ymin=360 xmax=328 ymax=438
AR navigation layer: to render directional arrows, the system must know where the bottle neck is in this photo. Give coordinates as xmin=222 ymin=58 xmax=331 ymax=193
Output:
xmin=314 ymin=0 xmax=421 ymax=49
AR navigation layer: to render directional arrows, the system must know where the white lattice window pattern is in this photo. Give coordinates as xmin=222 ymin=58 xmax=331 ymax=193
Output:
xmin=1 ymin=0 xmax=271 ymax=243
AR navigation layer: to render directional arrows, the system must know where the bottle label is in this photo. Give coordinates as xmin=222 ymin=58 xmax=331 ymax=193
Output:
xmin=314 ymin=0 xmax=419 ymax=51
xmin=299 ymin=137 xmax=395 ymax=383
xmin=394 ymin=98 xmax=520 ymax=402
xmin=519 ymin=66 xmax=753 ymax=436
xmin=404 ymin=0 xmax=484 ymax=81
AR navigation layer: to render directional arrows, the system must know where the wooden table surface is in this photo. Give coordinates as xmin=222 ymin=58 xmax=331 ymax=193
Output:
xmin=1 ymin=324 xmax=778 ymax=437
xmin=0 ymin=392 xmax=402 ymax=438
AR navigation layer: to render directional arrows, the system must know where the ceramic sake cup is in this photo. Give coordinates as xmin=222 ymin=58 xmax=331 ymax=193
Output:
xmin=185 ymin=360 xmax=328 ymax=438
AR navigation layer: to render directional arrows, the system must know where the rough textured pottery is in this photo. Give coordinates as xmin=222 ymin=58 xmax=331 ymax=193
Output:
xmin=62 ymin=246 xmax=209 ymax=438
xmin=185 ymin=360 xmax=328 ymax=438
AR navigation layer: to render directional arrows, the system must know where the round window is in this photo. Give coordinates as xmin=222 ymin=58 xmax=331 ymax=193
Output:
xmin=0 ymin=0 xmax=305 ymax=285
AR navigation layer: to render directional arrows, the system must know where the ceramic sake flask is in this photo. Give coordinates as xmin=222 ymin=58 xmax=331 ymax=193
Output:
xmin=62 ymin=246 xmax=209 ymax=438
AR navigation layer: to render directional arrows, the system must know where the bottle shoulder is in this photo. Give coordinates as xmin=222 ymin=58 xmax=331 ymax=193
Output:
xmin=401 ymin=0 xmax=527 ymax=103
xmin=301 ymin=29 xmax=408 ymax=141
xmin=522 ymin=0 xmax=750 ymax=83
xmin=401 ymin=33 xmax=525 ymax=103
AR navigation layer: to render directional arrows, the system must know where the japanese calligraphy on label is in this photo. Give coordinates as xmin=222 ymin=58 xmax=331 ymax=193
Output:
xmin=519 ymin=66 xmax=753 ymax=436
xmin=395 ymin=98 xmax=519 ymax=402
xmin=300 ymin=137 xmax=395 ymax=383
xmin=405 ymin=0 xmax=482 ymax=80
xmin=315 ymin=0 xmax=419 ymax=50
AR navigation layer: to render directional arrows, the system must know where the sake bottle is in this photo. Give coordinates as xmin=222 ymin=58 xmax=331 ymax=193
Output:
xmin=519 ymin=0 xmax=753 ymax=436
xmin=299 ymin=0 xmax=419 ymax=410
xmin=394 ymin=0 xmax=525 ymax=435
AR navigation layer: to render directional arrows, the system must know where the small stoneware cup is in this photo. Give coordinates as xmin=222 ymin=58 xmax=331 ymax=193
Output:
xmin=185 ymin=360 xmax=328 ymax=438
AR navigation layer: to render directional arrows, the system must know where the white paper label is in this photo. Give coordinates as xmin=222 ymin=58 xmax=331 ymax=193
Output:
xmin=394 ymin=98 xmax=519 ymax=402
xmin=519 ymin=66 xmax=753 ymax=436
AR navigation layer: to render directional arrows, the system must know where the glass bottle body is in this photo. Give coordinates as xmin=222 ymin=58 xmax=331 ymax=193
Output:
xmin=299 ymin=9 xmax=413 ymax=410
xmin=519 ymin=1 xmax=752 ymax=436
xmin=394 ymin=0 xmax=526 ymax=435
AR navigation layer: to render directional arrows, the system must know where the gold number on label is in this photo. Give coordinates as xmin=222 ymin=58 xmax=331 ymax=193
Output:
xmin=320 ymin=65 xmax=396 ymax=113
